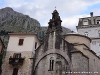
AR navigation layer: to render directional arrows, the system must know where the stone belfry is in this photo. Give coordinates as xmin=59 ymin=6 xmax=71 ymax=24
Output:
xmin=47 ymin=9 xmax=63 ymax=49
xmin=33 ymin=10 xmax=71 ymax=75
xmin=47 ymin=9 xmax=62 ymax=33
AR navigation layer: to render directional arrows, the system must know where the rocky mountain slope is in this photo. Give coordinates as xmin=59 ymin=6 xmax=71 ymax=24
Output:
xmin=0 ymin=7 xmax=41 ymax=33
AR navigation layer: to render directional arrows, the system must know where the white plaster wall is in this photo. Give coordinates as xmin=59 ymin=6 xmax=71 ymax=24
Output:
xmin=7 ymin=35 xmax=40 ymax=53
xmin=91 ymin=39 xmax=100 ymax=55
xmin=77 ymin=27 xmax=100 ymax=38
xmin=1 ymin=34 xmax=40 ymax=75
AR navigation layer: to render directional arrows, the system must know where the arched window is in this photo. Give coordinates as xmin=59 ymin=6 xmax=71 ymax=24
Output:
xmin=84 ymin=32 xmax=88 ymax=36
xmin=49 ymin=57 xmax=54 ymax=71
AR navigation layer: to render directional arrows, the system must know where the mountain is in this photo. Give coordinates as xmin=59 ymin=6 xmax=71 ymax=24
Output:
xmin=0 ymin=7 xmax=41 ymax=47
xmin=0 ymin=7 xmax=41 ymax=33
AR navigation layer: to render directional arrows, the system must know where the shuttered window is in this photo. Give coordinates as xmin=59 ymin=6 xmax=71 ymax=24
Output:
xmin=18 ymin=39 xmax=24 ymax=46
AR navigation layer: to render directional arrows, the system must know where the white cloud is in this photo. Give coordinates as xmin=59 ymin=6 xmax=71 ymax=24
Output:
xmin=62 ymin=14 xmax=89 ymax=32
xmin=1 ymin=0 xmax=100 ymax=31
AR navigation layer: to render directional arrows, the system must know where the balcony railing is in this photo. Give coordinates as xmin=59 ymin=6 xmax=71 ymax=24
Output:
xmin=9 ymin=53 xmax=25 ymax=66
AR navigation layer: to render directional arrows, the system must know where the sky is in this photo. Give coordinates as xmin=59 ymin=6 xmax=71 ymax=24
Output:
xmin=0 ymin=0 xmax=100 ymax=32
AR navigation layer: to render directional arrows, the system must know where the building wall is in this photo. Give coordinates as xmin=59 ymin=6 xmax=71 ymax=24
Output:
xmin=7 ymin=34 xmax=40 ymax=53
xmin=34 ymin=32 xmax=71 ymax=75
xmin=77 ymin=27 xmax=100 ymax=38
xmin=71 ymin=52 xmax=89 ymax=75
xmin=35 ymin=54 xmax=69 ymax=75
xmin=77 ymin=15 xmax=100 ymax=56
xmin=1 ymin=34 xmax=40 ymax=75
xmin=2 ymin=51 xmax=33 ymax=75
xmin=90 ymin=39 xmax=100 ymax=55
xmin=77 ymin=27 xmax=100 ymax=55
xmin=65 ymin=34 xmax=91 ymax=48
xmin=65 ymin=34 xmax=100 ymax=75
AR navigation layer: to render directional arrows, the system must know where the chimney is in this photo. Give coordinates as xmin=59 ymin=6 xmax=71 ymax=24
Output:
xmin=90 ymin=12 xmax=94 ymax=24
xmin=90 ymin=12 xmax=93 ymax=17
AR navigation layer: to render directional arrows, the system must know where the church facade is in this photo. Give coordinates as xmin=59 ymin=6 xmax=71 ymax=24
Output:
xmin=1 ymin=10 xmax=100 ymax=75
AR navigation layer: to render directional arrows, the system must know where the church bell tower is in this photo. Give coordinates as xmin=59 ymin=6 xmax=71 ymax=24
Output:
xmin=48 ymin=9 xmax=62 ymax=33
xmin=33 ymin=10 xmax=71 ymax=75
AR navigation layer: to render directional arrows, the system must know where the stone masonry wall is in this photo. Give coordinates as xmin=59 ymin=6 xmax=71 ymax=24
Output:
xmin=1 ymin=51 xmax=34 ymax=75
xmin=71 ymin=52 xmax=89 ymax=75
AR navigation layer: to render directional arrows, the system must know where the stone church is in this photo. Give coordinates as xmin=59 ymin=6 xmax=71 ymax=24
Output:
xmin=1 ymin=10 xmax=100 ymax=75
